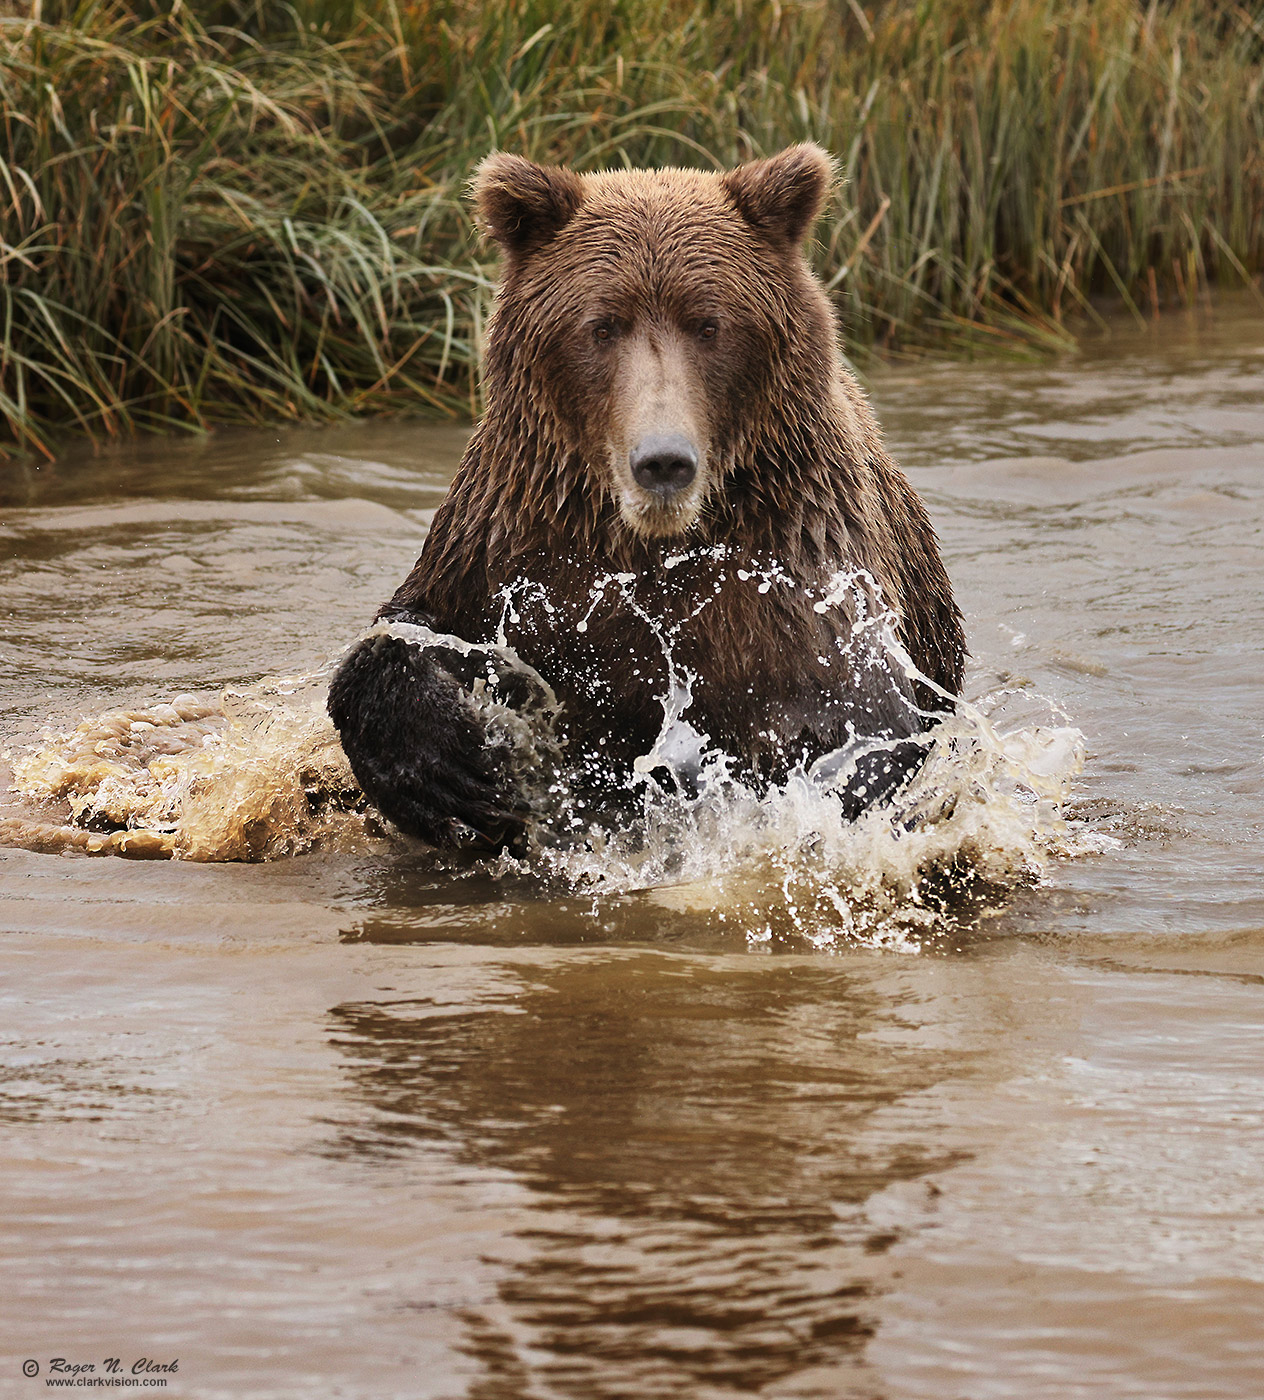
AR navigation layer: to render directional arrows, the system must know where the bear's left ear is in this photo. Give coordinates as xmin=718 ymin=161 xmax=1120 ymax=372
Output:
xmin=473 ymin=153 xmax=585 ymax=260
xmin=722 ymin=143 xmax=834 ymax=247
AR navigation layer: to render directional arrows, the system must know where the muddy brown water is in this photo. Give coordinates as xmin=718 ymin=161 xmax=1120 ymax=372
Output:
xmin=2 ymin=301 xmax=1263 ymax=1398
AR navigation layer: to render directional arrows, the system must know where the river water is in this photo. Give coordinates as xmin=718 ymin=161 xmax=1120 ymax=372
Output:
xmin=2 ymin=301 xmax=1262 ymax=1398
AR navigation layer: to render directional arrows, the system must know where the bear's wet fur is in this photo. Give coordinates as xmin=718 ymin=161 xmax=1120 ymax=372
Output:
xmin=328 ymin=144 xmax=966 ymax=850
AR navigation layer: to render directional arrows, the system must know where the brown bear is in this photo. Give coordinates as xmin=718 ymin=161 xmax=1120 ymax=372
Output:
xmin=328 ymin=144 xmax=965 ymax=851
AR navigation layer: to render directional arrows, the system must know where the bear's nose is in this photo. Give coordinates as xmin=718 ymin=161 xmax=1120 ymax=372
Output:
xmin=630 ymin=434 xmax=698 ymax=495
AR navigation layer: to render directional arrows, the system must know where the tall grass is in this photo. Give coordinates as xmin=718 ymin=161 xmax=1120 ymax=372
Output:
xmin=395 ymin=0 xmax=1264 ymax=350
xmin=3 ymin=0 xmax=1263 ymax=456
xmin=1 ymin=1 xmax=486 ymax=457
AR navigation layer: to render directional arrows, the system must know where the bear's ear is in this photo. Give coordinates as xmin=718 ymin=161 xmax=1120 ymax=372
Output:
xmin=473 ymin=153 xmax=585 ymax=259
xmin=722 ymin=143 xmax=834 ymax=247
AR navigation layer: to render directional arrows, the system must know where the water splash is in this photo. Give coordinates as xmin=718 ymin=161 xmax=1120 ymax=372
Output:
xmin=522 ymin=689 xmax=1085 ymax=950
xmin=3 ymin=671 xmax=367 ymax=861
xmin=2 ymin=554 xmax=1088 ymax=945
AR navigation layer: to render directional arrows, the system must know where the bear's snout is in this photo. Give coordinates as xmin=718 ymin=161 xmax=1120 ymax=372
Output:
xmin=629 ymin=434 xmax=698 ymax=496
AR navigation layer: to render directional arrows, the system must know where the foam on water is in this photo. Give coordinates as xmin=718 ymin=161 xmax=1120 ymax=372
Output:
xmin=2 ymin=557 xmax=1089 ymax=944
xmin=3 ymin=673 xmax=368 ymax=861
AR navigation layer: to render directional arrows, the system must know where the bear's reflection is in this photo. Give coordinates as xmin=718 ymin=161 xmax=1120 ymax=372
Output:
xmin=326 ymin=953 xmax=967 ymax=1396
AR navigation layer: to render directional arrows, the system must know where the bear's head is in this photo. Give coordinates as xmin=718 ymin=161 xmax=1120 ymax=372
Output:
xmin=473 ymin=144 xmax=838 ymax=539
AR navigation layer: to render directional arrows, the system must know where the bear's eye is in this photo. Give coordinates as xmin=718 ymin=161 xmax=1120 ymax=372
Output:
xmin=698 ymin=321 xmax=719 ymax=342
xmin=592 ymin=322 xmax=616 ymax=344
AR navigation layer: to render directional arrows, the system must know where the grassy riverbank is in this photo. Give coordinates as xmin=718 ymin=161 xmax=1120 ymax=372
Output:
xmin=3 ymin=0 xmax=1263 ymax=456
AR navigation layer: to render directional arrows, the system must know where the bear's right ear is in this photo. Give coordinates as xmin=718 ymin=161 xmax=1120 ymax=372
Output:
xmin=473 ymin=154 xmax=585 ymax=260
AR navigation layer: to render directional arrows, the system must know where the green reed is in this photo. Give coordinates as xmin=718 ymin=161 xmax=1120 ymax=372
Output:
xmin=3 ymin=0 xmax=1263 ymax=455
xmin=0 ymin=0 xmax=488 ymax=456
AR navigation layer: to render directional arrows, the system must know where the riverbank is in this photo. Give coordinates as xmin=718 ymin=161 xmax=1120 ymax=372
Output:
xmin=3 ymin=0 xmax=1262 ymax=457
